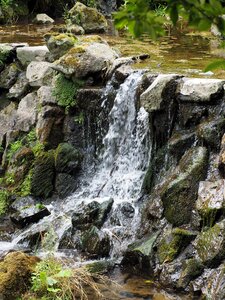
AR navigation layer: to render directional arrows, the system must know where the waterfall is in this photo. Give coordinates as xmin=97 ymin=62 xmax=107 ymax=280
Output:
xmin=10 ymin=71 xmax=151 ymax=258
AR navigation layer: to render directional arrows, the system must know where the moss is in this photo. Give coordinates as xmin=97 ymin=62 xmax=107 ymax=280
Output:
xmin=19 ymin=169 xmax=33 ymax=197
xmin=55 ymin=143 xmax=82 ymax=173
xmin=0 ymin=189 xmax=9 ymax=216
xmin=178 ymin=258 xmax=204 ymax=289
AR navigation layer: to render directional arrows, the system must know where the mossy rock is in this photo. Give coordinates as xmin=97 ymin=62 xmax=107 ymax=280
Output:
xmin=55 ymin=143 xmax=82 ymax=174
xmin=31 ymin=151 xmax=55 ymax=198
xmin=69 ymin=1 xmax=108 ymax=33
xmin=157 ymin=228 xmax=196 ymax=264
xmin=162 ymin=147 xmax=208 ymax=226
xmin=194 ymin=220 xmax=225 ymax=267
xmin=0 ymin=251 xmax=40 ymax=300
xmin=0 ymin=44 xmax=13 ymax=65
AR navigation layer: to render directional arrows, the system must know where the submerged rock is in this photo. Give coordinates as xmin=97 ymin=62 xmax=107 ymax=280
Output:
xmin=177 ymin=78 xmax=225 ymax=102
xmin=0 ymin=252 xmax=40 ymax=300
xmin=68 ymin=2 xmax=108 ymax=33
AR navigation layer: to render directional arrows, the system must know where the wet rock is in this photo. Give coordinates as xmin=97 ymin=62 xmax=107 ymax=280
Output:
xmin=31 ymin=151 xmax=55 ymax=198
xmin=196 ymin=180 xmax=225 ymax=226
xmin=0 ymin=44 xmax=14 ymax=66
xmin=178 ymin=102 xmax=208 ymax=128
xmin=55 ymin=173 xmax=78 ymax=198
xmin=26 ymin=61 xmax=53 ymax=87
xmin=66 ymin=24 xmax=85 ymax=35
xmin=159 ymin=260 xmax=182 ymax=288
xmin=140 ymin=74 xmax=180 ymax=113
xmin=157 ymin=228 xmax=196 ymax=264
xmin=86 ymin=259 xmax=115 ymax=274
xmin=69 ymin=2 xmax=108 ymax=33
xmin=0 ymin=63 xmax=20 ymax=89
xmin=13 ymin=147 xmax=34 ymax=167
xmin=197 ymin=117 xmax=225 ymax=150
xmin=0 ymin=102 xmax=17 ymax=145
xmin=33 ymin=13 xmax=54 ymax=24
xmin=177 ymin=78 xmax=225 ymax=102
xmin=80 ymin=225 xmax=110 ymax=258
xmin=114 ymin=65 xmax=133 ymax=83
xmin=45 ymin=33 xmax=78 ymax=60
xmin=10 ymin=196 xmax=50 ymax=228
xmin=54 ymin=41 xmax=118 ymax=77
xmin=77 ymin=87 xmax=103 ymax=111
xmin=37 ymin=86 xmax=57 ymax=106
xmin=219 ymin=134 xmax=225 ymax=176
xmin=55 ymin=143 xmax=82 ymax=174
xmin=16 ymin=46 xmax=49 ymax=66
xmin=72 ymin=199 xmax=114 ymax=230
xmin=177 ymin=258 xmax=204 ymax=289
xmin=121 ymin=232 xmax=159 ymax=275
xmin=193 ymin=219 xmax=225 ymax=267
xmin=16 ymin=92 xmax=38 ymax=132
xmin=7 ymin=72 xmax=29 ymax=99
xmin=110 ymin=202 xmax=135 ymax=226
xmin=36 ymin=105 xmax=64 ymax=147
xmin=0 ymin=251 xmax=40 ymax=300
xmin=162 ymin=147 xmax=208 ymax=226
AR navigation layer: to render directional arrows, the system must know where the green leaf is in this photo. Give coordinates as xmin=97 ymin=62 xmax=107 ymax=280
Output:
xmin=47 ymin=287 xmax=61 ymax=293
xmin=55 ymin=269 xmax=73 ymax=278
xmin=46 ymin=276 xmax=58 ymax=286
xmin=204 ymin=59 xmax=225 ymax=72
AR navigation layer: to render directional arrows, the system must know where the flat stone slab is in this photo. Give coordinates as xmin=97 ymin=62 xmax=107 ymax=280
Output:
xmin=17 ymin=46 xmax=49 ymax=66
xmin=177 ymin=78 xmax=225 ymax=102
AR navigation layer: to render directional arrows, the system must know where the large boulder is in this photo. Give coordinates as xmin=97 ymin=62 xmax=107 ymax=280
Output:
xmin=0 ymin=252 xmax=39 ymax=300
xmin=161 ymin=147 xmax=208 ymax=226
xmin=177 ymin=78 xmax=225 ymax=102
xmin=68 ymin=2 xmax=108 ymax=33
xmin=53 ymin=41 xmax=118 ymax=77
xmin=26 ymin=61 xmax=53 ymax=87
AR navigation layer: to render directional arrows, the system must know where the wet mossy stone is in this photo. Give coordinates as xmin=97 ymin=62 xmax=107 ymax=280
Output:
xmin=121 ymin=232 xmax=159 ymax=275
xmin=31 ymin=151 xmax=55 ymax=198
xmin=177 ymin=258 xmax=204 ymax=289
xmin=80 ymin=225 xmax=110 ymax=258
xmin=0 ymin=62 xmax=20 ymax=89
xmin=219 ymin=134 xmax=225 ymax=176
xmin=194 ymin=220 xmax=225 ymax=267
xmin=157 ymin=228 xmax=197 ymax=264
xmin=86 ymin=259 xmax=115 ymax=274
xmin=55 ymin=143 xmax=82 ymax=175
xmin=55 ymin=173 xmax=78 ymax=198
xmin=72 ymin=198 xmax=114 ymax=230
xmin=0 ymin=44 xmax=14 ymax=65
xmin=161 ymin=146 xmax=208 ymax=226
xmin=197 ymin=117 xmax=225 ymax=150
xmin=0 ymin=251 xmax=40 ymax=300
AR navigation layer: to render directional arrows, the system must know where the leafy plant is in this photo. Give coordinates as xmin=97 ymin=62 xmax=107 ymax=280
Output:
xmin=52 ymin=74 xmax=84 ymax=113
xmin=7 ymin=140 xmax=23 ymax=162
xmin=19 ymin=170 xmax=33 ymax=197
xmin=0 ymin=189 xmax=9 ymax=215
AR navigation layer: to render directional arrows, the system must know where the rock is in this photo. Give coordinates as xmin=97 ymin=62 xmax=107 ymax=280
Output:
xmin=16 ymin=46 xmax=49 ymax=66
xmin=0 ymin=63 xmax=20 ymax=89
xmin=194 ymin=220 xmax=225 ymax=267
xmin=177 ymin=78 xmax=225 ymax=102
xmin=178 ymin=102 xmax=208 ymax=128
xmin=162 ymin=147 xmax=208 ymax=226
xmin=0 ymin=44 xmax=14 ymax=66
xmin=36 ymin=106 xmax=64 ymax=147
xmin=219 ymin=134 xmax=225 ymax=176
xmin=31 ymin=151 xmax=55 ymax=198
xmin=26 ymin=61 xmax=53 ymax=87
xmin=55 ymin=173 xmax=78 ymax=198
xmin=196 ymin=180 xmax=225 ymax=226
xmin=66 ymin=24 xmax=85 ymax=35
xmin=140 ymin=74 xmax=180 ymax=113
xmin=0 ymin=102 xmax=17 ymax=146
xmin=10 ymin=196 xmax=50 ymax=228
xmin=7 ymin=72 xmax=29 ymax=99
xmin=159 ymin=261 xmax=183 ymax=289
xmin=33 ymin=13 xmax=54 ymax=24
xmin=72 ymin=199 xmax=114 ymax=230
xmin=177 ymin=258 xmax=204 ymax=289
xmin=80 ymin=225 xmax=110 ymax=258
xmin=55 ymin=143 xmax=82 ymax=174
xmin=16 ymin=92 xmax=38 ymax=132
xmin=121 ymin=232 xmax=159 ymax=275
xmin=37 ymin=86 xmax=57 ymax=106
xmin=13 ymin=146 xmax=34 ymax=167
xmin=110 ymin=202 xmax=135 ymax=226
xmin=114 ymin=65 xmax=133 ymax=83
xmin=157 ymin=228 xmax=196 ymax=264
xmin=54 ymin=42 xmax=118 ymax=77
xmin=69 ymin=2 xmax=108 ymax=33
xmin=76 ymin=87 xmax=103 ymax=111
xmin=197 ymin=117 xmax=225 ymax=150
xmin=0 ymin=252 xmax=40 ymax=300
xmin=45 ymin=33 xmax=78 ymax=60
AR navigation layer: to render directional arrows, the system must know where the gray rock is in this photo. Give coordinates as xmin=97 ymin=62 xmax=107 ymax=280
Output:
xmin=0 ymin=102 xmax=17 ymax=145
xmin=0 ymin=63 xmax=20 ymax=89
xmin=16 ymin=46 xmax=49 ymax=66
xmin=54 ymin=41 xmax=118 ymax=77
xmin=140 ymin=74 xmax=180 ymax=113
xmin=33 ymin=13 xmax=54 ymax=24
xmin=177 ymin=78 xmax=225 ymax=102
xmin=37 ymin=86 xmax=57 ymax=106
xmin=69 ymin=2 xmax=108 ymax=33
xmin=219 ymin=134 xmax=225 ymax=176
xmin=55 ymin=173 xmax=78 ymax=198
xmin=7 ymin=72 xmax=29 ymax=99
xmin=26 ymin=61 xmax=53 ymax=87
xmin=66 ymin=24 xmax=85 ymax=35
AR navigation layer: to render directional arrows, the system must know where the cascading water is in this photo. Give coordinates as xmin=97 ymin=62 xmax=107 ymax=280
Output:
xmin=9 ymin=71 xmax=151 ymax=259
